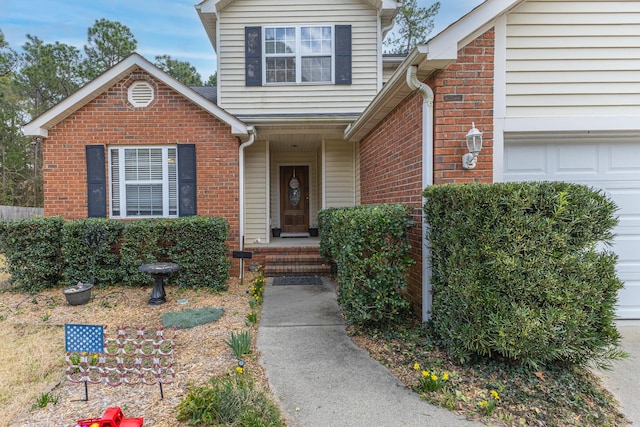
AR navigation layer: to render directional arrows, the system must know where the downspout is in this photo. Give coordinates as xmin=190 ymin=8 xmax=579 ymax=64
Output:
xmin=238 ymin=127 xmax=256 ymax=278
xmin=406 ymin=65 xmax=434 ymax=321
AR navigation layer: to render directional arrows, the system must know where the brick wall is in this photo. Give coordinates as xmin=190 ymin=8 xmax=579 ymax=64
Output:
xmin=432 ymin=29 xmax=495 ymax=185
xmin=43 ymin=70 xmax=241 ymax=267
xmin=358 ymin=29 xmax=495 ymax=316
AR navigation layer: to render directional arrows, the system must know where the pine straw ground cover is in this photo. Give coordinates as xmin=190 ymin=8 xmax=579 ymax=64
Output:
xmin=0 ymin=270 xmax=269 ymax=427
xmin=350 ymin=320 xmax=630 ymax=427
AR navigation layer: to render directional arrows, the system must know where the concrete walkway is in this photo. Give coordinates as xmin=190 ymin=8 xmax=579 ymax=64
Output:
xmin=256 ymin=277 xmax=484 ymax=427
xmin=598 ymin=323 xmax=640 ymax=425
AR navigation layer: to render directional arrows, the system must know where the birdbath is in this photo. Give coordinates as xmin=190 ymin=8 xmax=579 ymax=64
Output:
xmin=138 ymin=262 xmax=179 ymax=305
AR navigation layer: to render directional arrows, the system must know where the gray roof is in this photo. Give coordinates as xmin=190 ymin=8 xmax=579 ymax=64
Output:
xmin=190 ymin=86 xmax=217 ymax=104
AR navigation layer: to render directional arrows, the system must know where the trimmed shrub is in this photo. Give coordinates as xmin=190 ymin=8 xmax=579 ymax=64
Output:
xmin=1 ymin=216 xmax=230 ymax=292
xmin=0 ymin=216 xmax=64 ymax=292
xmin=423 ymin=182 xmax=624 ymax=368
xmin=61 ymin=218 xmax=125 ymax=286
xmin=320 ymin=204 xmax=413 ymax=327
xmin=120 ymin=217 xmax=230 ymax=290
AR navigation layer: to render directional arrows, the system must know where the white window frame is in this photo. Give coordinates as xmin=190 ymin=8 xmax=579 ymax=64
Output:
xmin=263 ymin=25 xmax=334 ymax=85
xmin=108 ymin=146 xmax=178 ymax=218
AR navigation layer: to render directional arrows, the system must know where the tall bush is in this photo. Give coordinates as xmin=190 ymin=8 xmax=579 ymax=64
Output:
xmin=320 ymin=204 xmax=413 ymax=327
xmin=424 ymin=182 xmax=624 ymax=368
xmin=0 ymin=216 xmax=64 ymax=292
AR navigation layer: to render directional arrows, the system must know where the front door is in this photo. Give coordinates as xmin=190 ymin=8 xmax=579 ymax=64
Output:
xmin=280 ymin=166 xmax=309 ymax=233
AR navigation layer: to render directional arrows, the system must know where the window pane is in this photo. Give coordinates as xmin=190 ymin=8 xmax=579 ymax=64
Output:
xmin=124 ymin=148 xmax=162 ymax=180
xmin=266 ymin=57 xmax=296 ymax=83
xmin=126 ymin=184 xmax=163 ymax=216
xmin=266 ymin=27 xmax=295 ymax=54
xmin=301 ymin=26 xmax=332 ymax=55
xmin=302 ymin=56 xmax=331 ymax=82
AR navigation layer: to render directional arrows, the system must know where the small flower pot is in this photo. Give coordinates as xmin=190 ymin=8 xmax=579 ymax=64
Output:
xmin=63 ymin=282 xmax=93 ymax=306
xmin=309 ymin=227 xmax=319 ymax=237
xmin=271 ymin=227 xmax=281 ymax=237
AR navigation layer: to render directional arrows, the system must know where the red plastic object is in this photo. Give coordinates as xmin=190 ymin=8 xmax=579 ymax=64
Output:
xmin=76 ymin=407 xmax=144 ymax=427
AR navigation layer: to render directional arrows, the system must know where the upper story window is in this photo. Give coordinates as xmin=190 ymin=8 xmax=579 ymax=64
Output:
xmin=109 ymin=146 xmax=177 ymax=218
xmin=264 ymin=26 xmax=333 ymax=84
xmin=245 ymin=25 xmax=351 ymax=87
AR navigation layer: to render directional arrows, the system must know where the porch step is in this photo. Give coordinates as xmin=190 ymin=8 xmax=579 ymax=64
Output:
xmin=264 ymin=253 xmax=332 ymax=277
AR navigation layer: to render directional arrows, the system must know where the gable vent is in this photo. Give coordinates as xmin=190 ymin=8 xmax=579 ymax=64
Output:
xmin=128 ymin=81 xmax=154 ymax=107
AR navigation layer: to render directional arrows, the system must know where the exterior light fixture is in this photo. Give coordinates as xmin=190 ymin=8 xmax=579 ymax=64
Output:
xmin=462 ymin=122 xmax=483 ymax=170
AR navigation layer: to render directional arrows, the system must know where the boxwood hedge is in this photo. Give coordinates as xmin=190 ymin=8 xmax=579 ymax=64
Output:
xmin=0 ymin=216 xmax=230 ymax=292
xmin=319 ymin=204 xmax=413 ymax=327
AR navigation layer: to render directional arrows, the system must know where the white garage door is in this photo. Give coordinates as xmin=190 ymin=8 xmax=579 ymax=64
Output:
xmin=504 ymin=135 xmax=640 ymax=319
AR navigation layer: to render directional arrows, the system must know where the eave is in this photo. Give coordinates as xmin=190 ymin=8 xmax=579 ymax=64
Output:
xmin=22 ymin=53 xmax=249 ymax=140
xmin=345 ymin=0 xmax=525 ymax=142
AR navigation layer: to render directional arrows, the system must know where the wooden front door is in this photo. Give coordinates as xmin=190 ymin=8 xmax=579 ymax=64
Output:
xmin=280 ymin=166 xmax=309 ymax=233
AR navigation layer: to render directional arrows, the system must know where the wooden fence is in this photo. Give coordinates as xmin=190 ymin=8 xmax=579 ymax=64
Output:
xmin=0 ymin=205 xmax=44 ymax=220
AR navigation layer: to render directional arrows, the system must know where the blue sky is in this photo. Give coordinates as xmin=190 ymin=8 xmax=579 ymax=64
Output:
xmin=0 ymin=0 xmax=484 ymax=81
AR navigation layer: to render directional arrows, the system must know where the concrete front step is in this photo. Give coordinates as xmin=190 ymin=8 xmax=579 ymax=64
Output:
xmin=264 ymin=254 xmax=332 ymax=277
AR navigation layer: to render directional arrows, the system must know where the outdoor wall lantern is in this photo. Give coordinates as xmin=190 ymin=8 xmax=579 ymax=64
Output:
xmin=462 ymin=122 xmax=483 ymax=170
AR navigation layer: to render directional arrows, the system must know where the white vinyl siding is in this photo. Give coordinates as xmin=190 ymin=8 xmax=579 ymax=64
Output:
xmin=244 ymin=141 xmax=269 ymax=242
xmin=323 ymin=141 xmax=356 ymax=208
xmin=505 ymin=1 xmax=640 ymax=118
xmin=218 ymin=0 xmax=379 ymax=115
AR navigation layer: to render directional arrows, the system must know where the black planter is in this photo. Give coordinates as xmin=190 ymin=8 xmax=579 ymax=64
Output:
xmin=272 ymin=228 xmax=281 ymax=237
xmin=309 ymin=227 xmax=319 ymax=237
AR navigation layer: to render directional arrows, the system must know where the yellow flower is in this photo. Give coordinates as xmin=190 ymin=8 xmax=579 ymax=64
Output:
xmin=479 ymin=400 xmax=488 ymax=408
xmin=491 ymin=390 xmax=500 ymax=400
xmin=442 ymin=372 xmax=449 ymax=381
xmin=413 ymin=363 xmax=420 ymax=371
xmin=235 ymin=366 xmax=244 ymax=374
xmin=421 ymin=370 xmax=429 ymax=377
xmin=431 ymin=374 xmax=438 ymax=381
xmin=92 ymin=354 xmax=98 ymax=359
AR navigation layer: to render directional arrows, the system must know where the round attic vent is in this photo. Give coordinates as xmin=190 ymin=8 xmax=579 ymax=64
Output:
xmin=128 ymin=81 xmax=154 ymax=107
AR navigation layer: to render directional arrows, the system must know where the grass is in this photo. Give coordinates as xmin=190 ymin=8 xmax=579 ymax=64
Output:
xmin=0 ymin=322 xmax=64 ymax=420
xmin=353 ymin=320 xmax=629 ymax=426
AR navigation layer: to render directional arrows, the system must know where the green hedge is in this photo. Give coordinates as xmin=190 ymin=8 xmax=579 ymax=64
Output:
xmin=62 ymin=218 xmax=125 ymax=286
xmin=0 ymin=216 xmax=230 ymax=292
xmin=120 ymin=216 xmax=230 ymax=290
xmin=0 ymin=216 xmax=65 ymax=293
xmin=423 ymin=182 xmax=624 ymax=368
xmin=319 ymin=204 xmax=413 ymax=327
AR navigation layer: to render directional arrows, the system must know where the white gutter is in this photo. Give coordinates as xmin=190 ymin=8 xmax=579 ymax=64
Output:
xmin=406 ymin=65 xmax=434 ymax=321
xmin=238 ymin=127 xmax=256 ymax=277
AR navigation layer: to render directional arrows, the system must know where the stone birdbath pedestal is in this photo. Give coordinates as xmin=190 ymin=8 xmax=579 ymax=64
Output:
xmin=138 ymin=262 xmax=179 ymax=305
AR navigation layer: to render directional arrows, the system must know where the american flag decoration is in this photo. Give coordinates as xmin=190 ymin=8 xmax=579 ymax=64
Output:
xmin=64 ymin=324 xmax=104 ymax=353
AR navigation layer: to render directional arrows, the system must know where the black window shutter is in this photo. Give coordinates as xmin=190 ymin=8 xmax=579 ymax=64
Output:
xmin=335 ymin=25 xmax=352 ymax=85
xmin=178 ymin=144 xmax=197 ymax=217
xmin=86 ymin=145 xmax=107 ymax=218
xmin=245 ymin=26 xmax=262 ymax=86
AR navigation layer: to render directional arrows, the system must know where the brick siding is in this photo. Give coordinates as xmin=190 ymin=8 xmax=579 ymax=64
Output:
xmin=42 ymin=70 xmax=241 ymax=270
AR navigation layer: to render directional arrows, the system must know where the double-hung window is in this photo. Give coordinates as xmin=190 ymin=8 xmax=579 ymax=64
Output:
xmin=264 ymin=25 xmax=333 ymax=84
xmin=109 ymin=146 xmax=177 ymax=218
